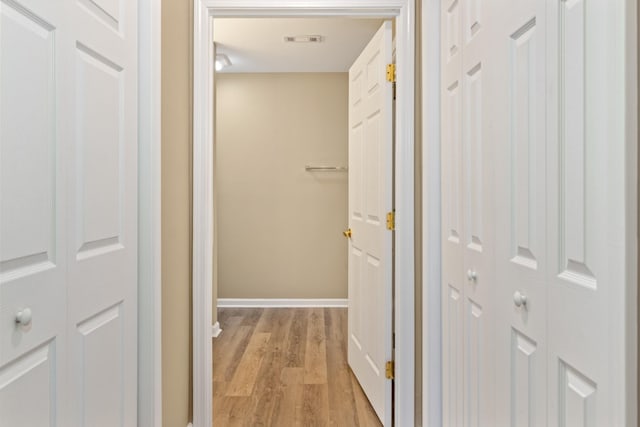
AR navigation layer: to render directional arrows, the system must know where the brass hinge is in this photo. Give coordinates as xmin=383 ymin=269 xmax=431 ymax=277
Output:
xmin=386 ymin=211 xmax=395 ymax=230
xmin=386 ymin=63 xmax=396 ymax=83
xmin=385 ymin=361 xmax=395 ymax=380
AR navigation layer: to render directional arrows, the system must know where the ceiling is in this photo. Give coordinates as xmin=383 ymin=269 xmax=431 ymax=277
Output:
xmin=213 ymin=18 xmax=386 ymax=73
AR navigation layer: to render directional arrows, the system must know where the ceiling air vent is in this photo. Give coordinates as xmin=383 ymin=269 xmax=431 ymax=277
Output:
xmin=283 ymin=35 xmax=324 ymax=43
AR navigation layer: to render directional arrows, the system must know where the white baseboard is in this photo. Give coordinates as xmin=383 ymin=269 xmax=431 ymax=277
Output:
xmin=187 ymin=423 xmax=193 ymax=427
xmin=217 ymin=298 xmax=348 ymax=308
xmin=211 ymin=321 xmax=222 ymax=338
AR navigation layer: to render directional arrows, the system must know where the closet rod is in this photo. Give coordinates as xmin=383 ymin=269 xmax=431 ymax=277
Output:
xmin=304 ymin=165 xmax=348 ymax=172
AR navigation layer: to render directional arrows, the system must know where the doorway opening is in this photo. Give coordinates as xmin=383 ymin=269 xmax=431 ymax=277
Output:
xmin=212 ymin=16 xmax=389 ymax=425
xmin=193 ymin=2 xmax=416 ymax=427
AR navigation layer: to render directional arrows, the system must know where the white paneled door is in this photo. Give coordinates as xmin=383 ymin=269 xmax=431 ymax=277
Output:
xmin=0 ymin=0 xmax=138 ymax=425
xmin=442 ymin=0 xmax=634 ymax=425
xmin=347 ymin=20 xmax=393 ymax=426
xmin=493 ymin=0 xmax=548 ymax=425
xmin=441 ymin=0 xmax=496 ymax=424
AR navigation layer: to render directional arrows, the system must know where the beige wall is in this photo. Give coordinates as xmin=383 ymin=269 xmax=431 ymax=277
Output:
xmin=215 ymin=73 xmax=349 ymax=299
xmin=161 ymin=0 xmax=193 ymax=425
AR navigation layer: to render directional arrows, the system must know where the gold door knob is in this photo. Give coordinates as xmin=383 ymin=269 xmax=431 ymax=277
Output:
xmin=343 ymin=228 xmax=352 ymax=238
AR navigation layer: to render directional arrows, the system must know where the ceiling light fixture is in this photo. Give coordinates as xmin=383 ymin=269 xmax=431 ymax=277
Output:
xmin=283 ymin=35 xmax=324 ymax=43
xmin=215 ymin=53 xmax=231 ymax=71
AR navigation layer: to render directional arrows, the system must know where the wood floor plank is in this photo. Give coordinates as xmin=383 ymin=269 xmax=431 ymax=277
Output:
xmin=217 ymin=308 xmax=244 ymax=324
xmin=351 ymin=374 xmax=382 ymax=426
xmin=213 ymin=308 xmax=381 ymax=426
xmin=214 ymin=396 xmax=252 ymax=427
xmin=226 ymin=332 xmax=271 ymax=396
xmin=271 ymin=368 xmax=304 ymax=427
xmin=213 ymin=316 xmax=247 ymax=380
xmin=249 ymin=310 xmax=294 ymax=426
xmin=241 ymin=307 xmax=264 ymax=327
xmin=326 ymin=339 xmax=361 ymax=425
xmin=213 ymin=325 xmax=254 ymax=382
xmin=285 ymin=308 xmax=308 ymax=367
xmin=301 ymin=384 xmax=330 ymax=427
xmin=304 ymin=308 xmax=328 ymax=384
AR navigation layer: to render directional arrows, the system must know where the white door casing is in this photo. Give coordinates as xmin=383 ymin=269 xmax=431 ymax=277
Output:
xmin=196 ymin=2 xmax=415 ymax=426
xmin=0 ymin=0 xmax=138 ymax=425
xmin=347 ymin=20 xmax=393 ymax=426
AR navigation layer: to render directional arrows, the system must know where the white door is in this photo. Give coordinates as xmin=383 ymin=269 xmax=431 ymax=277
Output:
xmin=1 ymin=3 xmax=67 ymax=424
xmin=347 ymin=20 xmax=393 ymax=426
xmin=442 ymin=0 xmax=634 ymax=424
xmin=0 ymin=0 xmax=138 ymax=425
xmin=459 ymin=0 xmax=497 ymax=424
xmin=441 ymin=0 xmax=496 ymax=424
xmin=493 ymin=0 xmax=548 ymax=425
xmin=440 ymin=0 xmax=465 ymax=423
xmin=545 ymin=0 xmax=630 ymax=424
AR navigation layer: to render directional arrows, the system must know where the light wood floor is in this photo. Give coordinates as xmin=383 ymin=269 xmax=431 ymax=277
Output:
xmin=213 ymin=307 xmax=382 ymax=426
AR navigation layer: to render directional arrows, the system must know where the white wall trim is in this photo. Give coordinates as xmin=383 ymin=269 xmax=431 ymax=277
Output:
xmin=192 ymin=3 xmax=214 ymax=427
xmin=138 ymin=0 xmax=162 ymax=425
xmin=193 ymin=2 xmax=415 ymax=427
xmin=624 ymin=0 xmax=638 ymax=422
xmin=218 ymin=298 xmax=349 ymax=308
xmin=422 ymin=0 xmax=442 ymax=426
xmin=211 ymin=321 xmax=222 ymax=338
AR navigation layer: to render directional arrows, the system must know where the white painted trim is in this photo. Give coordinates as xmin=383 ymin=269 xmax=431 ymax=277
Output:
xmin=211 ymin=322 xmax=222 ymax=338
xmin=218 ymin=298 xmax=349 ymax=308
xmin=193 ymin=2 xmax=415 ymax=427
xmin=138 ymin=0 xmax=162 ymax=425
xmin=392 ymin=3 xmax=415 ymax=426
xmin=624 ymin=0 xmax=638 ymax=423
xmin=192 ymin=4 xmax=214 ymax=427
xmin=422 ymin=1 xmax=442 ymax=426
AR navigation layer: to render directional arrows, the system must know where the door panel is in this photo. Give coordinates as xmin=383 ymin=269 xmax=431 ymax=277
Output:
xmin=463 ymin=62 xmax=483 ymax=252
xmin=493 ymin=0 xmax=547 ymax=425
xmin=76 ymin=303 xmax=124 ymax=426
xmin=546 ymin=0 xmax=627 ymax=424
xmin=441 ymin=0 xmax=464 ymax=424
xmin=0 ymin=1 xmax=67 ymax=424
xmin=347 ymin=20 xmax=393 ymax=426
xmin=0 ymin=342 xmax=56 ymax=426
xmin=461 ymin=0 xmax=495 ymax=422
xmin=67 ymin=0 xmax=137 ymax=424
xmin=510 ymin=331 xmax=538 ymax=426
xmin=75 ymin=43 xmax=124 ymax=259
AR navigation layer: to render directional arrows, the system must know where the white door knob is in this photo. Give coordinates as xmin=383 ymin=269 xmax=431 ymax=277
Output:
xmin=513 ymin=291 xmax=527 ymax=308
xmin=15 ymin=308 xmax=33 ymax=326
xmin=467 ymin=269 xmax=477 ymax=282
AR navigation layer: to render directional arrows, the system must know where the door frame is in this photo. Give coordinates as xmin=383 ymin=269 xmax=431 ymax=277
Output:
xmin=193 ymin=1 xmax=415 ymax=426
xmin=138 ymin=0 xmax=163 ymax=425
xmin=421 ymin=1 xmax=442 ymax=426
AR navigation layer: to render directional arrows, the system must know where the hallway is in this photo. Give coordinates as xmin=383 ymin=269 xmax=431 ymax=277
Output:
xmin=213 ymin=308 xmax=382 ymax=426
